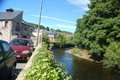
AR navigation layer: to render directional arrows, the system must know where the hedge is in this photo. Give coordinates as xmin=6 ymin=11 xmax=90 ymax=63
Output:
xmin=25 ymin=45 xmax=72 ymax=80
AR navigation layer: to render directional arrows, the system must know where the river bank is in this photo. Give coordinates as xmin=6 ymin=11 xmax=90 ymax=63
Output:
xmin=52 ymin=48 xmax=119 ymax=80
xmin=65 ymin=47 xmax=120 ymax=74
xmin=65 ymin=47 xmax=98 ymax=62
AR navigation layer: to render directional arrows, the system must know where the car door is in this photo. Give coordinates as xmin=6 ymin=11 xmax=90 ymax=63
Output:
xmin=0 ymin=41 xmax=9 ymax=79
xmin=1 ymin=41 xmax=16 ymax=68
xmin=0 ymin=43 xmax=4 ymax=70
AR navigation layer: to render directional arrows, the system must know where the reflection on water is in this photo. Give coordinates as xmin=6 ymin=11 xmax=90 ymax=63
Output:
xmin=52 ymin=49 xmax=120 ymax=80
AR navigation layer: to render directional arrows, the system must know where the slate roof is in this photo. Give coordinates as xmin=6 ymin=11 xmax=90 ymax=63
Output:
xmin=47 ymin=32 xmax=56 ymax=36
xmin=0 ymin=11 xmax=23 ymax=20
xmin=22 ymin=20 xmax=35 ymax=28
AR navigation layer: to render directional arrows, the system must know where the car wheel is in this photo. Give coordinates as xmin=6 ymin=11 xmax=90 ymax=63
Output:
xmin=10 ymin=64 xmax=16 ymax=78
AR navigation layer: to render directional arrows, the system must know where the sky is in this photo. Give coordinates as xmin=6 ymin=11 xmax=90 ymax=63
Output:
xmin=0 ymin=0 xmax=90 ymax=33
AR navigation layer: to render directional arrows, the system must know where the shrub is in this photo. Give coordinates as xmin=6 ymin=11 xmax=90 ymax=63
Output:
xmin=25 ymin=45 xmax=72 ymax=80
xmin=103 ymin=42 xmax=120 ymax=69
xmin=55 ymin=34 xmax=66 ymax=48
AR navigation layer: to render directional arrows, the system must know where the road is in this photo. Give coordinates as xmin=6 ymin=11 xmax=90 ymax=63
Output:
xmin=12 ymin=61 xmax=27 ymax=80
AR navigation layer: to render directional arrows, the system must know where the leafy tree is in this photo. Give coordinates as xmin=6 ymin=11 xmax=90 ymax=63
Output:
xmin=28 ymin=22 xmax=46 ymax=29
xmin=56 ymin=29 xmax=61 ymax=32
xmin=42 ymin=34 xmax=49 ymax=45
xmin=46 ymin=27 xmax=50 ymax=31
xmin=55 ymin=34 xmax=66 ymax=48
xmin=103 ymin=42 xmax=120 ymax=69
xmin=74 ymin=0 xmax=120 ymax=68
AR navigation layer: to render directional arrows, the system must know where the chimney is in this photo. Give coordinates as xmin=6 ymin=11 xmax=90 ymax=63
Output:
xmin=6 ymin=8 xmax=14 ymax=12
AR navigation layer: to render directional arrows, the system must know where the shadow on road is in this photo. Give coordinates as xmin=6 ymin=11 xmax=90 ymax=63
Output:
xmin=17 ymin=60 xmax=27 ymax=63
xmin=11 ymin=69 xmax=22 ymax=80
xmin=11 ymin=60 xmax=27 ymax=80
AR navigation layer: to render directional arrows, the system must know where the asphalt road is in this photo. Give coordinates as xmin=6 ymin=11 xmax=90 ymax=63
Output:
xmin=12 ymin=61 xmax=27 ymax=80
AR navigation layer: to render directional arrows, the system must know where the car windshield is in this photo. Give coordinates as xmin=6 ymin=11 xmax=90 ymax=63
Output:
xmin=11 ymin=39 xmax=29 ymax=46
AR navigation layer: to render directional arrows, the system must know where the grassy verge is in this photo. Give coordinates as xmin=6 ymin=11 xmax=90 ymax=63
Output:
xmin=71 ymin=47 xmax=91 ymax=60
xmin=25 ymin=45 xmax=72 ymax=80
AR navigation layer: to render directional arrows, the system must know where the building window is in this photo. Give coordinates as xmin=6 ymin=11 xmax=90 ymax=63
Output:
xmin=5 ymin=21 xmax=8 ymax=28
xmin=24 ymin=27 xmax=27 ymax=30
xmin=15 ymin=22 xmax=20 ymax=31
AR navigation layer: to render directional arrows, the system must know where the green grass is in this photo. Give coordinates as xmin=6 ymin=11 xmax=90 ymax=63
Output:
xmin=71 ymin=47 xmax=90 ymax=59
xmin=71 ymin=48 xmax=82 ymax=55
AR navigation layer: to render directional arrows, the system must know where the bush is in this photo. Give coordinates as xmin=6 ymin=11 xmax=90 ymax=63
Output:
xmin=103 ymin=42 xmax=120 ymax=69
xmin=25 ymin=45 xmax=72 ymax=80
xmin=55 ymin=34 xmax=66 ymax=48
xmin=42 ymin=34 xmax=49 ymax=44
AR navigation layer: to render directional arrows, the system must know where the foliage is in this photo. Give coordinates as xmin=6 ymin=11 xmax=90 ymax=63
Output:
xmin=74 ymin=0 xmax=120 ymax=68
xmin=64 ymin=35 xmax=74 ymax=47
xmin=71 ymin=47 xmax=90 ymax=58
xmin=46 ymin=27 xmax=50 ymax=31
xmin=103 ymin=42 xmax=120 ymax=69
xmin=25 ymin=44 xmax=72 ymax=80
xmin=71 ymin=47 xmax=82 ymax=55
xmin=42 ymin=34 xmax=54 ymax=50
xmin=28 ymin=22 xmax=46 ymax=29
xmin=55 ymin=34 xmax=66 ymax=48
xmin=42 ymin=34 xmax=50 ymax=44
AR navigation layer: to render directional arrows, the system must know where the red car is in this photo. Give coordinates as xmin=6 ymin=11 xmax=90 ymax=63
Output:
xmin=10 ymin=38 xmax=34 ymax=60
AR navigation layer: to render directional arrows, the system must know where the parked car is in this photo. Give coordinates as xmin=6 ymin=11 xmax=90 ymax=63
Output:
xmin=10 ymin=38 xmax=34 ymax=60
xmin=0 ymin=40 xmax=17 ymax=80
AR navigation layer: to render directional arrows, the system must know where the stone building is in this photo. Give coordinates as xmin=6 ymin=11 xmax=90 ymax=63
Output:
xmin=0 ymin=8 xmax=34 ymax=42
xmin=33 ymin=29 xmax=56 ymax=42
xmin=47 ymin=31 xmax=56 ymax=42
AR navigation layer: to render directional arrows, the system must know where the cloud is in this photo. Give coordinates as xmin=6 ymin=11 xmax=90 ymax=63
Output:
xmin=56 ymin=24 xmax=76 ymax=30
xmin=32 ymin=15 xmax=76 ymax=24
xmin=44 ymin=24 xmax=76 ymax=33
xmin=53 ymin=24 xmax=76 ymax=33
xmin=66 ymin=0 xmax=90 ymax=11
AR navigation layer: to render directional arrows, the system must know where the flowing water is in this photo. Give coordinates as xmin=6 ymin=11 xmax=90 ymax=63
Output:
xmin=52 ymin=49 xmax=120 ymax=80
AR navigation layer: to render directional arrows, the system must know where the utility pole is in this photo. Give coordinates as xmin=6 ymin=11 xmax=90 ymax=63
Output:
xmin=36 ymin=0 xmax=43 ymax=46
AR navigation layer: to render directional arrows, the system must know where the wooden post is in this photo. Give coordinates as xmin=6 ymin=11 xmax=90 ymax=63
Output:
xmin=36 ymin=0 xmax=43 ymax=46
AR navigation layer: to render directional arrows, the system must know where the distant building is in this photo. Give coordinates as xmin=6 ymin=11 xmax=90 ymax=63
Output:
xmin=47 ymin=31 xmax=56 ymax=42
xmin=32 ymin=29 xmax=56 ymax=42
xmin=0 ymin=8 xmax=34 ymax=42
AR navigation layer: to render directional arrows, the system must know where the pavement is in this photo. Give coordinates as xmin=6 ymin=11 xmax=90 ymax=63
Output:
xmin=12 ymin=61 xmax=27 ymax=80
xmin=16 ymin=44 xmax=41 ymax=80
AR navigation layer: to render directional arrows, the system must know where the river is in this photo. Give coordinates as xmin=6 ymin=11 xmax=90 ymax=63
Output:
xmin=52 ymin=49 xmax=120 ymax=80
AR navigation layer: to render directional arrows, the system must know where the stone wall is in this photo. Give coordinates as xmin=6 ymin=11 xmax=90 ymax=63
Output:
xmin=0 ymin=21 xmax=12 ymax=42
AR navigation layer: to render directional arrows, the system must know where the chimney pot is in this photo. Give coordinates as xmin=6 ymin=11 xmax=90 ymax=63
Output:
xmin=6 ymin=8 xmax=14 ymax=12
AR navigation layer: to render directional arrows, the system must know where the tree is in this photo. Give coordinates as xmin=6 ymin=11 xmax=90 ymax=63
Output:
xmin=42 ymin=34 xmax=49 ymax=44
xmin=55 ymin=34 xmax=66 ymax=48
xmin=46 ymin=27 xmax=49 ymax=31
xmin=103 ymin=42 xmax=120 ymax=69
xmin=74 ymin=0 xmax=120 ymax=68
xmin=28 ymin=22 xmax=46 ymax=29
xmin=56 ymin=29 xmax=61 ymax=32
